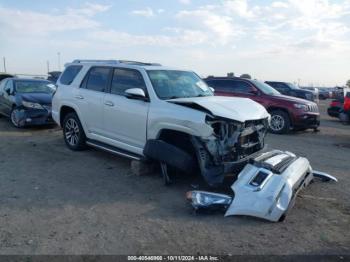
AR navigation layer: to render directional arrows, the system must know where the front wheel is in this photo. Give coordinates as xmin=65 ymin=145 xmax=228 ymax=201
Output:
xmin=269 ymin=110 xmax=291 ymax=134
xmin=10 ymin=108 xmax=21 ymax=128
xmin=63 ymin=112 xmax=86 ymax=151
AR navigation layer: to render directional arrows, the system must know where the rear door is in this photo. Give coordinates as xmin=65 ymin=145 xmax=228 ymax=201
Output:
xmin=75 ymin=67 xmax=112 ymax=136
xmin=102 ymin=68 xmax=149 ymax=154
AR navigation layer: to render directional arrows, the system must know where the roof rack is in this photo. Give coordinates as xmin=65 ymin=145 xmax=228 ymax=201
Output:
xmin=72 ymin=59 xmax=119 ymax=64
xmin=71 ymin=59 xmax=161 ymax=66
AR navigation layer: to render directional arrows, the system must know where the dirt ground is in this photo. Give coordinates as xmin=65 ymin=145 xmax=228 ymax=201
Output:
xmin=0 ymin=101 xmax=349 ymax=255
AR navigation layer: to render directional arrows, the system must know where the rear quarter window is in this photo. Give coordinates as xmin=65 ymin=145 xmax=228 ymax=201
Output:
xmin=60 ymin=65 xmax=83 ymax=85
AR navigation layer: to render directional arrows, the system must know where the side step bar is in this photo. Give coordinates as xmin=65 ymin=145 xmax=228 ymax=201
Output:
xmin=86 ymin=140 xmax=142 ymax=161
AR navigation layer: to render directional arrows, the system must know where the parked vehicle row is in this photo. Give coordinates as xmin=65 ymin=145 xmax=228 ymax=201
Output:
xmin=265 ymin=81 xmax=315 ymax=101
xmin=204 ymin=77 xmax=320 ymax=134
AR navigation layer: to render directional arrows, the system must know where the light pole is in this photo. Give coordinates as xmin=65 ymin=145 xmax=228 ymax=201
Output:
xmin=57 ymin=52 xmax=61 ymax=71
xmin=3 ymin=57 xmax=7 ymax=73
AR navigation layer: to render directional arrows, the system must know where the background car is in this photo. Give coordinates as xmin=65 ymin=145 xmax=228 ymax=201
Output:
xmin=0 ymin=73 xmax=14 ymax=82
xmin=339 ymin=92 xmax=350 ymax=124
xmin=205 ymin=77 xmax=320 ymax=134
xmin=0 ymin=78 xmax=55 ymax=127
xmin=265 ymin=81 xmax=315 ymax=101
xmin=47 ymin=71 xmax=61 ymax=83
xmin=327 ymin=98 xmax=344 ymax=118
xmin=317 ymin=87 xmax=333 ymax=100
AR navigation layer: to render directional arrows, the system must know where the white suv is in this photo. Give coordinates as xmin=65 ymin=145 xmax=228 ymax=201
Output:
xmin=52 ymin=60 xmax=270 ymax=186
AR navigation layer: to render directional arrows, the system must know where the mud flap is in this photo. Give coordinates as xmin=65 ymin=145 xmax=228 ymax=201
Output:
xmin=143 ymin=139 xmax=196 ymax=174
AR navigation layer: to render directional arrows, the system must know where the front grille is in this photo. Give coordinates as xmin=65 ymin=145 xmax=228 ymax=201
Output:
xmin=308 ymin=104 xmax=319 ymax=112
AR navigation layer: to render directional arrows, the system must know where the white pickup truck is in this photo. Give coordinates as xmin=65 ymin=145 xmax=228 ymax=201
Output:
xmin=52 ymin=60 xmax=270 ymax=186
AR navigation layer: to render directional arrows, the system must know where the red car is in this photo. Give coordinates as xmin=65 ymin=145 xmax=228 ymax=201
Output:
xmin=339 ymin=92 xmax=350 ymax=123
xmin=204 ymin=77 xmax=320 ymax=134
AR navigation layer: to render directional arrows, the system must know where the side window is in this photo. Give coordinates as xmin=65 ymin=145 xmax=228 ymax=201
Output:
xmin=205 ymin=80 xmax=226 ymax=92
xmin=5 ymin=80 xmax=12 ymax=91
xmin=85 ymin=67 xmax=112 ymax=92
xmin=270 ymin=83 xmax=288 ymax=92
xmin=230 ymin=80 xmax=255 ymax=93
xmin=0 ymin=80 xmax=7 ymax=92
xmin=60 ymin=65 xmax=82 ymax=85
xmin=111 ymin=68 xmax=146 ymax=96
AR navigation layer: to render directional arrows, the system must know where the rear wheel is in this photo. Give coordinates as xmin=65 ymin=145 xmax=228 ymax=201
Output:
xmin=63 ymin=112 xmax=86 ymax=151
xmin=269 ymin=110 xmax=290 ymax=134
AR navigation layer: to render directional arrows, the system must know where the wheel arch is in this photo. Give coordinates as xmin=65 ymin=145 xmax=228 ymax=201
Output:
xmin=157 ymin=129 xmax=196 ymax=154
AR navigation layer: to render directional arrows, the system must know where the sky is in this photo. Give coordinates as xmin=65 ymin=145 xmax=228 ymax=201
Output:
xmin=0 ymin=0 xmax=349 ymax=86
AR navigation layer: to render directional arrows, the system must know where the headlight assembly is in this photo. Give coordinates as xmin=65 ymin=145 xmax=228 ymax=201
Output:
xmin=293 ymin=103 xmax=308 ymax=111
xmin=22 ymin=101 xmax=44 ymax=109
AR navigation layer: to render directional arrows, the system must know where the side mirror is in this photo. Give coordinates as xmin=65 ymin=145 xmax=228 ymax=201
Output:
xmin=125 ymin=88 xmax=147 ymax=100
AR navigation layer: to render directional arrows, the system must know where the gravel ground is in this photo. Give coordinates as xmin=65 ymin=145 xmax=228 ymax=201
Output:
xmin=0 ymin=101 xmax=349 ymax=255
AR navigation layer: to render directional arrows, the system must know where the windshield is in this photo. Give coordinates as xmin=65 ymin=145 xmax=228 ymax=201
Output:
xmin=147 ymin=70 xmax=213 ymax=100
xmin=253 ymin=80 xmax=281 ymax=95
xmin=15 ymin=80 xmax=54 ymax=94
xmin=286 ymin=82 xmax=300 ymax=89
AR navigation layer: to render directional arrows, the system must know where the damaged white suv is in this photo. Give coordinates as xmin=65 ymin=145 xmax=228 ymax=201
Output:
xmin=52 ymin=60 xmax=270 ymax=186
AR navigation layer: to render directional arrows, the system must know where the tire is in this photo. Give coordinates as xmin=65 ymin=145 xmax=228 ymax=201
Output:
xmin=10 ymin=107 xmax=21 ymax=128
xmin=269 ymin=110 xmax=291 ymax=134
xmin=62 ymin=112 xmax=86 ymax=151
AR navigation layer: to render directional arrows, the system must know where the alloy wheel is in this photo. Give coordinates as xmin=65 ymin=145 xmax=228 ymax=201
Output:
xmin=65 ymin=118 xmax=80 ymax=146
xmin=270 ymin=115 xmax=285 ymax=132
xmin=11 ymin=109 xmax=20 ymax=127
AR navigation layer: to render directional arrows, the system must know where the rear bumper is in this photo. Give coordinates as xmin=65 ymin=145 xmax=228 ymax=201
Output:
xmin=15 ymin=108 xmax=54 ymax=127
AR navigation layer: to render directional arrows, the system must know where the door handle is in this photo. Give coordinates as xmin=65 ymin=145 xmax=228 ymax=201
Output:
xmin=75 ymin=95 xmax=84 ymax=99
xmin=104 ymin=101 xmax=114 ymax=107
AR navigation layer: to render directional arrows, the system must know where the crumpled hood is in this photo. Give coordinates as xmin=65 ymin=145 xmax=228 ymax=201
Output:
xmin=17 ymin=92 xmax=52 ymax=105
xmin=168 ymin=96 xmax=269 ymax=123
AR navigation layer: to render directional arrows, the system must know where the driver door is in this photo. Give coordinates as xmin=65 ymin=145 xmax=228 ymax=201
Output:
xmin=103 ymin=68 xmax=149 ymax=154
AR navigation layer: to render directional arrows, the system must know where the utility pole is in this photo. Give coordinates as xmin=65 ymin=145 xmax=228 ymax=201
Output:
xmin=57 ymin=52 xmax=61 ymax=71
xmin=47 ymin=60 xmax=50 ymax=73
xmin=3 ymin=57 xmax=7 ymax=73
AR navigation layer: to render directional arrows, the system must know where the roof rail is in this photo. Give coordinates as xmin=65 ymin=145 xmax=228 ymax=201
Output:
xmin=71 ymin=59 xmax=161 ymax=66
xmin=72 ymin=59 xmax=120 ymax=64
xmin=118 ymin=60 xmax=162 ymax=66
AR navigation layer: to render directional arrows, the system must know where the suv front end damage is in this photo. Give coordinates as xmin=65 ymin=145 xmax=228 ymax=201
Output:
xmin=192 ymin=117 xmax=269 ymax=186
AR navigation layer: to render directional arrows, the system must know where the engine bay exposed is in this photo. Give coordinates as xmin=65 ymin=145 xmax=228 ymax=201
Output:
xmin=190 ymin=116 xmax=269 ymax=186
xmin=204 ymin=117 xmax=268 ymax=163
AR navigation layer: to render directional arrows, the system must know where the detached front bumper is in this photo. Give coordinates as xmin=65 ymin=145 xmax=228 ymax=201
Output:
xmin=14 ymin=108 xmax=54 ymax=127
xmin=187 ymin=150 xmax=337 ymax=222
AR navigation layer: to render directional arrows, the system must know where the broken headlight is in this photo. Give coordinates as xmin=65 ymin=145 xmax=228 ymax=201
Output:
xmin=186 ymin=191 xmax=232 ymax=211
xmin=22 ymin=101 xmax=44 ymax=110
